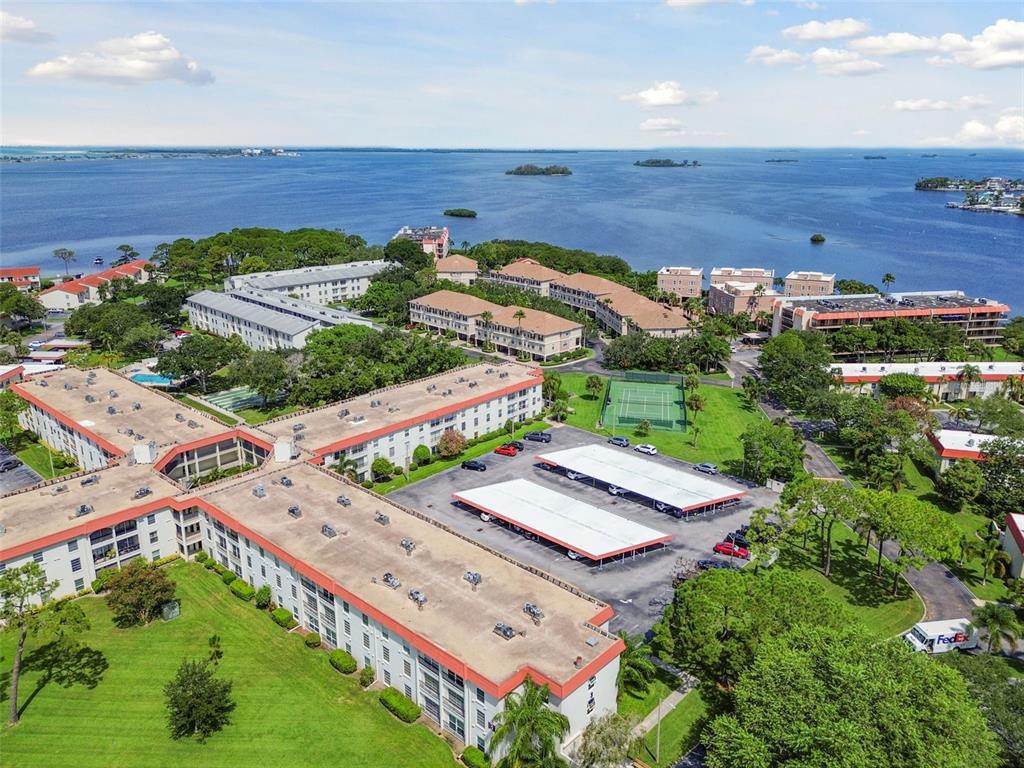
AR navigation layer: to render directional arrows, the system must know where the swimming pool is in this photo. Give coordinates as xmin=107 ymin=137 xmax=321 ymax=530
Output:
xmin=130 ymin=373 xmax=173 ymax=387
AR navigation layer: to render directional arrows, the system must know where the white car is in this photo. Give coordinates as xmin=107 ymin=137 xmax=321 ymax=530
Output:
xmin=567 ymin=471 xmax=588 ymax=481
xmin=607 ymin=485 xmax=627 ymax=496
xmin=634 ymin=444 xmax=658 ymax=455
xmin=479 ymin=513 xmax=493 ymax=523
xmin=567 ymin=551 xmax=582 ymax=561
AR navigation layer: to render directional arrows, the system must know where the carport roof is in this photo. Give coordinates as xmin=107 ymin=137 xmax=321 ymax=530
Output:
xmin=452 ymin=479 xmax=672 ymax=561
xmin=536 ymin=444 xmax=746 ymax=512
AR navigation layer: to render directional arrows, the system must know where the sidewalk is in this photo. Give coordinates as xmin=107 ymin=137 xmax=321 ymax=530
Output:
xmin=631 ymin=667 xmax=699 ymax=740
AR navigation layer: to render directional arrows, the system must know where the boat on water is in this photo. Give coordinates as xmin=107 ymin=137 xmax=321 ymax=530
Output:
xmin=93 ymin=258 xmax=104 ymax=265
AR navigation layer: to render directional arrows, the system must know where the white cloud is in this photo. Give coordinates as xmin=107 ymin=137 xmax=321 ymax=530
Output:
xmin=27 ymin=31 xmax=214 ymax=85
xmin=922 ymin=114 xmax=1024 ymax=146
xmin=0 ymin=10 xmax=53 ymax=43
xmin=783 ymin=18 xmax=869 ymax=41
xmin=746 ymin=45 xmax=802 ymax=65
xmin=810 ymin=48 xmax=884 ymax=76
xmin=798 ymin=1 xmax=821 ymax=9
xmin=666 ymin=0 xmax=754 ymax=7
xmin=640 ymin=117 xmax=684 ymax=131
xmin=622 ymin=81 xmax=719 ymax=109
xmin=892 ymin=95 xmax=990 ymax=112
xmin=850 ymin=19 xmax=1024 ymax=70
xmin=853 ymin=128 xmax=870 ymax=136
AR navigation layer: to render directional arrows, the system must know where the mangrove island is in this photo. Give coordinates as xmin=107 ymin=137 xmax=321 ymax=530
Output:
xmin=443 ymin=208 xmax=477 ymax=218
xmin=633 ymin=159 xmax=700 ymax=167
xmin=505 ymin=164 xmax=572 ymax=176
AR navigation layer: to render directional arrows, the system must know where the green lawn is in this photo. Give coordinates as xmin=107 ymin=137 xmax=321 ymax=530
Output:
xmin=372 ymin=419 xmax=548 ymax=494
xmin=630 ymin=690 xmax=708 ymax=768
xmin=173 ymin=395 xmax=240 ymax=426
xmin=776 ymin=523 xmax=924 ymax=638
xmin=0 ymin=561 xmax=457 ymax=768
xmin=618 ymin=667 xmax=680 ymax=720
xmin=559 ymin=373 xmax=763 ymax=469
xmin=10 ymin=431 xmax=78 ymax=480
xmin=235 ymin=403 xmax=301 ymax=425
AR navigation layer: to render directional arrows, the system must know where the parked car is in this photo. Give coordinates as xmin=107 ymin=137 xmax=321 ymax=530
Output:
xmin=566 ymin=470 xmax=588 ymax=481
xmin=654 ymin=501 xmax=680 ymax=517
xmin=694 ymin=463 xmax=719 ymax=475
xmin=725 ymin=531 xmax=750 ymax=548
xmin=634 ymin=444 xmax=657 ymax=455
xmin=508 ymin=440 xmax=525 ymax=451
xmin=607 ymin=485 xmax=627 ymax=496
xmin=172 ymin=329 xmax=191 ymax=338
xmin=494 ymin=444 xmax=518 ymax=457
xmin=607 ymin=436 xmax=630 ymax=447
xmin=0 ymin=457 xmax=22 ymax=473
xmin=479 ymin=512 xmax=493 ymax=522
xmin=461 ymin=460 xmax=487 ymax=472
xmin=697 ymin=559 xmax=738 ymax=571
xmin=524 ymin=431 xmax=552 ymax=443
xmin=566 ymin=551 xmax=582 ymax=561
xmin=713 ymin=541 xmax=750 ymax=559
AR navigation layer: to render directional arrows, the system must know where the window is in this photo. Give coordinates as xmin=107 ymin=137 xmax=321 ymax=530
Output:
xmin=261 ymin=565 xmax=266 ymax=578
xmin=325 ymin=627 xmax=337 ymax=647
xmin=344 ymin=619 xmax=351 ymax=635
xmin=246 ymin=555 xmax=252 ymax=568
xmin=346 ymin=643 xmax=352 ymax=654
xmin=152 ymin=549 xmax=160 ymax=560
xmin=476 ymin=687 xmax=485 ymax=704
xmin=404 ymin=659 xmax=412 ymax=677
xmin=32 ymin=551 xmax=43 ymax=564
xmin=405 ymin=684 xmax=413 ymax=699
xmin=476 ymin=710 xmax=485 ymax=728
xmin=147 ymin=514 xmax=156 ymax=525
xmin=149 ymin=531 xmax=159 ymax=544
xmin=363 ymin=655 xmax=371 ymax=669
xmin=477 ymin=737 xmax=486 ymax=751
xmin=67 ymin=540 xmax=78 ymax=553
xmin=588 ymin=676 xmax=596 ymax=690
xmin=70 ymin=558 xmax=82 ymax=573
xmin=291 ymin=585 xmax=298 ymax=599
xmin=276 ymin=574 xmax=281 ymax=587
xmin=383 ymin=646 xmax=390 ymax=662
xmin=383 ymin=670 xmax=391 ymax=685
xmin=362 ymin=614 xmax=368 ymax=626
xmin=382 ymin=628 xmax=389 ymax=641
xmin=362 ymin=633 xmax=370 ymax=650
xmin=74 ymin=578 xmax=85 ymax=591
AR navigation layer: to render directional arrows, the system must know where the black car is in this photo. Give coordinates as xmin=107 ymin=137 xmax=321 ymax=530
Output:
xmin=508 ymin=440 xmax=525 ymax=451
xmin=524 ymin=431 xmax=551 ymax=443
xmin=726 ymin=531 xmax=750 ymax=548
xmin=0 ymin=457 xmax=22 ymax=473
xmin=697 ymin=559 xmax=736 ymax=571
xmin=461 ymin=460 xmax=487 ymax=472
xmin=607 ymin=436 xmax=630 ymax=447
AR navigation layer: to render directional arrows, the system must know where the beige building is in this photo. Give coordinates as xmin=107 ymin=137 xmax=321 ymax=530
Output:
xmin=408 ymin=290 xmax=582 ymax=361
xmin=708 ymin=281 xmax=780 ymax=317
xmin=784 ymin=271 xmax=835 ymax=297
xmin=37 ymin=260 xmax=151 ymax=312
xmin=489 ymin=258 xmax=566 ymax=297
xmin=709 ymin=267 xmax=774 ymax=290
xmin=657 ymin=267 xmax=703 ymax=299
xmin=597 ymin=292 xmax=689 ymax=337
xmin=550 ymin=272 xmax=626 ymax=315
xmin=434 ymin=254 xmax=479 ymax=286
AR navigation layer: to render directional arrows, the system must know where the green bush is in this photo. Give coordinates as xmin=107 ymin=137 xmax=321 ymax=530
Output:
xmin=359 ymin=665 xmax=375 ymax=688
xmin=230 ymin=580 xmax=255 ymax=601
xmin=210 ymin=561 xmax=227 ymax=575
xmin=152 ymin=553 xmax=181 ymax=568
xmin=304 ymin=632 xmax=322 ymax=648
xmin=329 ymin=649 xmax=357 ymax=674
xmin=361 ymin=480 xmax=374 ymax=489
xmin=254 ymin=584 xmax=272 ymax=609
xmin=76 ymin=587 xmax=94 ymax=597
xmin=91 ymin=568 xmax=117 ymax=594
xmin=271 ymin=607 xmax=298 ymax=629
xmin=379 ymin=686 xmax=422 ymax=723
xmin=193 ymin=551 xmax=209 ymax=563
xmin=412 ymin=444 xmax=432 ymax=466
xmin=221 ymin=570 xmax=237 ymax=585
xmin=203 ymin=558 xmax=218 ymax=571
xmin=461 ymin=746 xmax=490 ymax=768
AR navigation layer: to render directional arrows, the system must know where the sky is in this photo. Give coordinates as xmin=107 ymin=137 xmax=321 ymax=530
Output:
xmin=1 ymin=1 xmax=1022 ymax=148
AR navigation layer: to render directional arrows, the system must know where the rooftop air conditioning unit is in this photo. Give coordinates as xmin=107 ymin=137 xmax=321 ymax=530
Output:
xmin=336 ymin=495 xmax=351 ymax=507
xmin=287 ymin=505 xmax=302 ymax=519
xmin=375 ymin=512 xmax=390 ymax=526
xmin=280 ymin=476 xmax=293 ymax=487
xmin=468 ymin=381 xmax=478 ymax=388
xmin=463 ymin=571 xmax=482 ymax=589
xmin=370 ymin=400 xmax=381 ymax=408
xmin=85 ymin=394 xmax=95 ymax=403
xmin=109 ymin=389 xmax=118 ymax=398
xmin=107 ymin=406 xmax=117 ymax=415
xmin=294 ymin=433 xmax=305 ymax=442
xmin=52 ymin=484 xmax=68 ymax=494
xmin=383 ymin=572 xmax=401 ymax=589
xmin=252 ymin=484 xmax=266 ymax=498
xmin=133 ymin=487 xmax=151 ymax=499
xmin=175 ymin=413 xmax=185 ymax=422
xmin=493 ymin=623 xmax=516 ymax=640
xmin=81 ymin=475 xmax=99 ymax=487
xmin=292 ymin=423 xmax=305 ymax=432
xmin=76 ymin=504 xmax=94 ymax=517
xmin=337 ymin=408 xmax=349 ymax=418
xmin=187 ymin=420 xmax=199 ymax=428
xmin=523 ymin=602 xmax=544 ymax=624
xmin=321 ymin=524 xmax=338 ymax=539
xmin=64 ymin=383 xmax=74 ymax=390
xmin=38 ymin=380 xmax=48 ymax=387
xmin=486 ymin=368 xmax=494 ymax=374
xmin=132 ymin=402 xmax=141 ymax=411
xmin=499 ymin=372 xmax=508 ymax=379
xmin=408 ymin=589 xmax=427 ymax=608
xmin=400 ymin=538 xmax=415 ymax=555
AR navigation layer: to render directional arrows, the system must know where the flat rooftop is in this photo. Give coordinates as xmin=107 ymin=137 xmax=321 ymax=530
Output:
xmin=835 ymin=361 xmax=1024 ymax=380
xmin=537 ymin=444 xmax=745 ymax=512
xmin=930 ymin=429 xmax=1001 ymax=455
xmin=0 ymin=462 xmax=182 ymax=556
xmin=199 ymin=463 xmax=616 ymax=688
xmin=235 ymin=260 xmax=389 ymax=291
xmin=229 ymin=288 xmax=374 ymax=327
xmin=255 ymin=362 xmax=542 ymax=456
xmin=780 ymin=291 xmax=1008 ymax=314
xmin=453 ymin=479 xmax=671 ymax=561
xmin=186 ymin=291 xmax=316 ymax=335
xmin=785 ymin=271 xmax=835 ymax=281
xmin=13 ymin=367 xmax=227 ymax=455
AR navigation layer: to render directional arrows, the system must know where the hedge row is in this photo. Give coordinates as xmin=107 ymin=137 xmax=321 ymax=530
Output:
xmin=272 ymin=607 xmax=298 ymax=629
xmin=359 ymin=665 xmax=375 ymax=688
xmin=230 ymin=580 xmax=255 ymax=601
xmin=304 ymin=632 xmax=322 ymax=648
xmin=329 ymin=649 xmax=357 ymax=674
xmin=461 ymin=746 xmax=490 ymax=768
xmin=379 ymin=687 xmax=422 ymax=723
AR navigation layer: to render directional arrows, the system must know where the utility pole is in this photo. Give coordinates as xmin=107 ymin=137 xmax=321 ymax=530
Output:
xmin=655 ymin=695 xmax=662 ymax=765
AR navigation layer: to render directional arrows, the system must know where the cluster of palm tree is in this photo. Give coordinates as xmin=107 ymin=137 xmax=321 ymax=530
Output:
xmin=972 ymin=602 xmax=1020 ymax=654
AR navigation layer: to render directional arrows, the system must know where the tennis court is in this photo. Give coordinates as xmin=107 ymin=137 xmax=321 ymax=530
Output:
xmin=601 ymin=378 xmax=686 ymax=431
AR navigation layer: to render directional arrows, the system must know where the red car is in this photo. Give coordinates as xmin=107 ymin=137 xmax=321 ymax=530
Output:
xmin=494 ymin=444 xmax=519 ymax=457
xmin=713 ymin=541 xmax=750 ymax=559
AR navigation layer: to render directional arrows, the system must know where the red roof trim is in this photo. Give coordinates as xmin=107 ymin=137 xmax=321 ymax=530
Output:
xmin=153 ymin=429 xmax=276 ymax=472
xmin=11 ymin=382 xmax=126 ymax=457
xmin=1007 ymin=515 xmax=1024 ymax=557
xmin=0 ymin=366 xmax=24 ymax=384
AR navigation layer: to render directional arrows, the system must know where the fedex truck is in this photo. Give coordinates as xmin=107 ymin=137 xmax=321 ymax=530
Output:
xmin=903 ymin=618 xmax=978 ymax=654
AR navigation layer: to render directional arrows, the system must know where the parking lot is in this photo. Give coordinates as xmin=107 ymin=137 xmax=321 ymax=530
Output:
xmin=391 ymin=425 xmax=780 ymax=635
xmin=0 ymin=445 xmax=43 ymax=496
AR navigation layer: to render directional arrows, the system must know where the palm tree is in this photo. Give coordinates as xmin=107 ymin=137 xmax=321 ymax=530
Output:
xmin=549 ymin=399 xmax=570 ymax=423
xmin=1000 ymin=376 xmax=1024 ymax=404
xmin=491 ymin=676 xmax=570 ymax=768
xmin=948 ymin=402 xmax=972 ymax=427
xmin=616 ymin=632 xmax=656 ymax=698
xmin=976 ymin=536 xmax=1012 ymax=585
xmin=585 ymin=374 xmax=603 ymax=400
xmin=53 ymin=248 xmax=75 ymax=277
xmin=513 ymin=308 xmax=527 ymax=332
xmin=957 ymin=364 xmax=982 ymax=400
xmin=479 ymin=310 xmax=493 ymax=346
xmin=741 ymin=375 xmax=765 ymax=407
xmin=882 ymin=273 xmax=895 ymax=292
xmin=972 ymin=603 xmax=1020 ymax=654
xmin=333 ymin=457 xmax=359 ymax=481
xmin=686 ymin=392 xmax=706 ymax=425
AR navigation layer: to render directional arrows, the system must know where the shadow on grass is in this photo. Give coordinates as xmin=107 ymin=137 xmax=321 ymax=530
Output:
xmin=0 ymin=641 xmax=108 ymax=719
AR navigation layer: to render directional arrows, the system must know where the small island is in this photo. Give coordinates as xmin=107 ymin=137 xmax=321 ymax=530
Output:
xmin=633 ymin=158 xmax=700 ymax=167
xmin=765 ymin=158 xmax=799 ymax=163
xmin=863 ymin=155 xmax=887 ymax=160
xmin=505 ymin=164 xmax=572 ymax=176
xmin=810 ymin=233 xmax=826 ymax=244
xmin=917 ymin=177 xmax=1024 ymax=216
xmin=443 ymin=208 xmax=477 ymax=218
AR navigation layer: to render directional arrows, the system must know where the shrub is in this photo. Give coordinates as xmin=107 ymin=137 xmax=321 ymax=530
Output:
xmin=91 ymin=568 xmax=118 ymax=594
xmin=379 ymin=687 xmax=422 ymax=723
xmin=105 ymin=560 xmax=175 ymax=628
xmin=254 ymin=584 xmax=272 ymax=609
xmin=203 ymin=559 xmax=218 ymax=571
xmin=77 ymin=587 xmax=94 ymax=597
xmin=210 ymin=561 xmax=227 ymax=575
xmin=194 ymin=551 xmax=209 ymax=563
xmin=461 ymin=746 xmax=490 ymax=768
xmin=359 ymin=665 xmax=375 ymax=688
xmin=810 ymin=233 xmax=826 ymax=244
xmin=413 ymin=444 xmax=432 ymax=466
xmin=437 ymin=428 xmax=467 ymax=458
xmin=230 ymin=580 xmax=255 ymax=601
xmin=221 ymin=571 xmax=237 ymax=585
xmin=361 ymin=480 xmax=374 ymax=489
xmin=329 ymin=649 xmax=357 ymax=674
xmin=304 ymin=632 xmax=322 ymax=648
xmin=271 ymin=607 xmax=298 ymax=629
xmin=153 ymin=553 xmax=181 ymax=568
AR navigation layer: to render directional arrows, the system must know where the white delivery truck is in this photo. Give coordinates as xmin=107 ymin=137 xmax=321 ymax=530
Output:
xmin=903 ymin=618 xmax=978 ymax=654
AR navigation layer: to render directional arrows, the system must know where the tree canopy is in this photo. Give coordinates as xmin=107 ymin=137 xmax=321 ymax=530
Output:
xmin=758 ymin=331 xmax=833 ymax=408
xmin=0 ymin=283 xmax=44 ymax=324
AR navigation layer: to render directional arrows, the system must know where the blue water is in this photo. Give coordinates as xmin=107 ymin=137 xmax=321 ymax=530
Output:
xmin=130 ymin=373 xmax=173 ymax=386
xmin=2 ymin=147 xmax=1022 ymax=311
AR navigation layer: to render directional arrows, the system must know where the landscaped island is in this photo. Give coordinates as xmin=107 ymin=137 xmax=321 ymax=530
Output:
xmin=442 ymin=208 xmax=477 ymax=218
xmin=633 ymin=159 xmax=700 ymax=167
xmin=505 ymin=164 xmax=572 ymax=176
